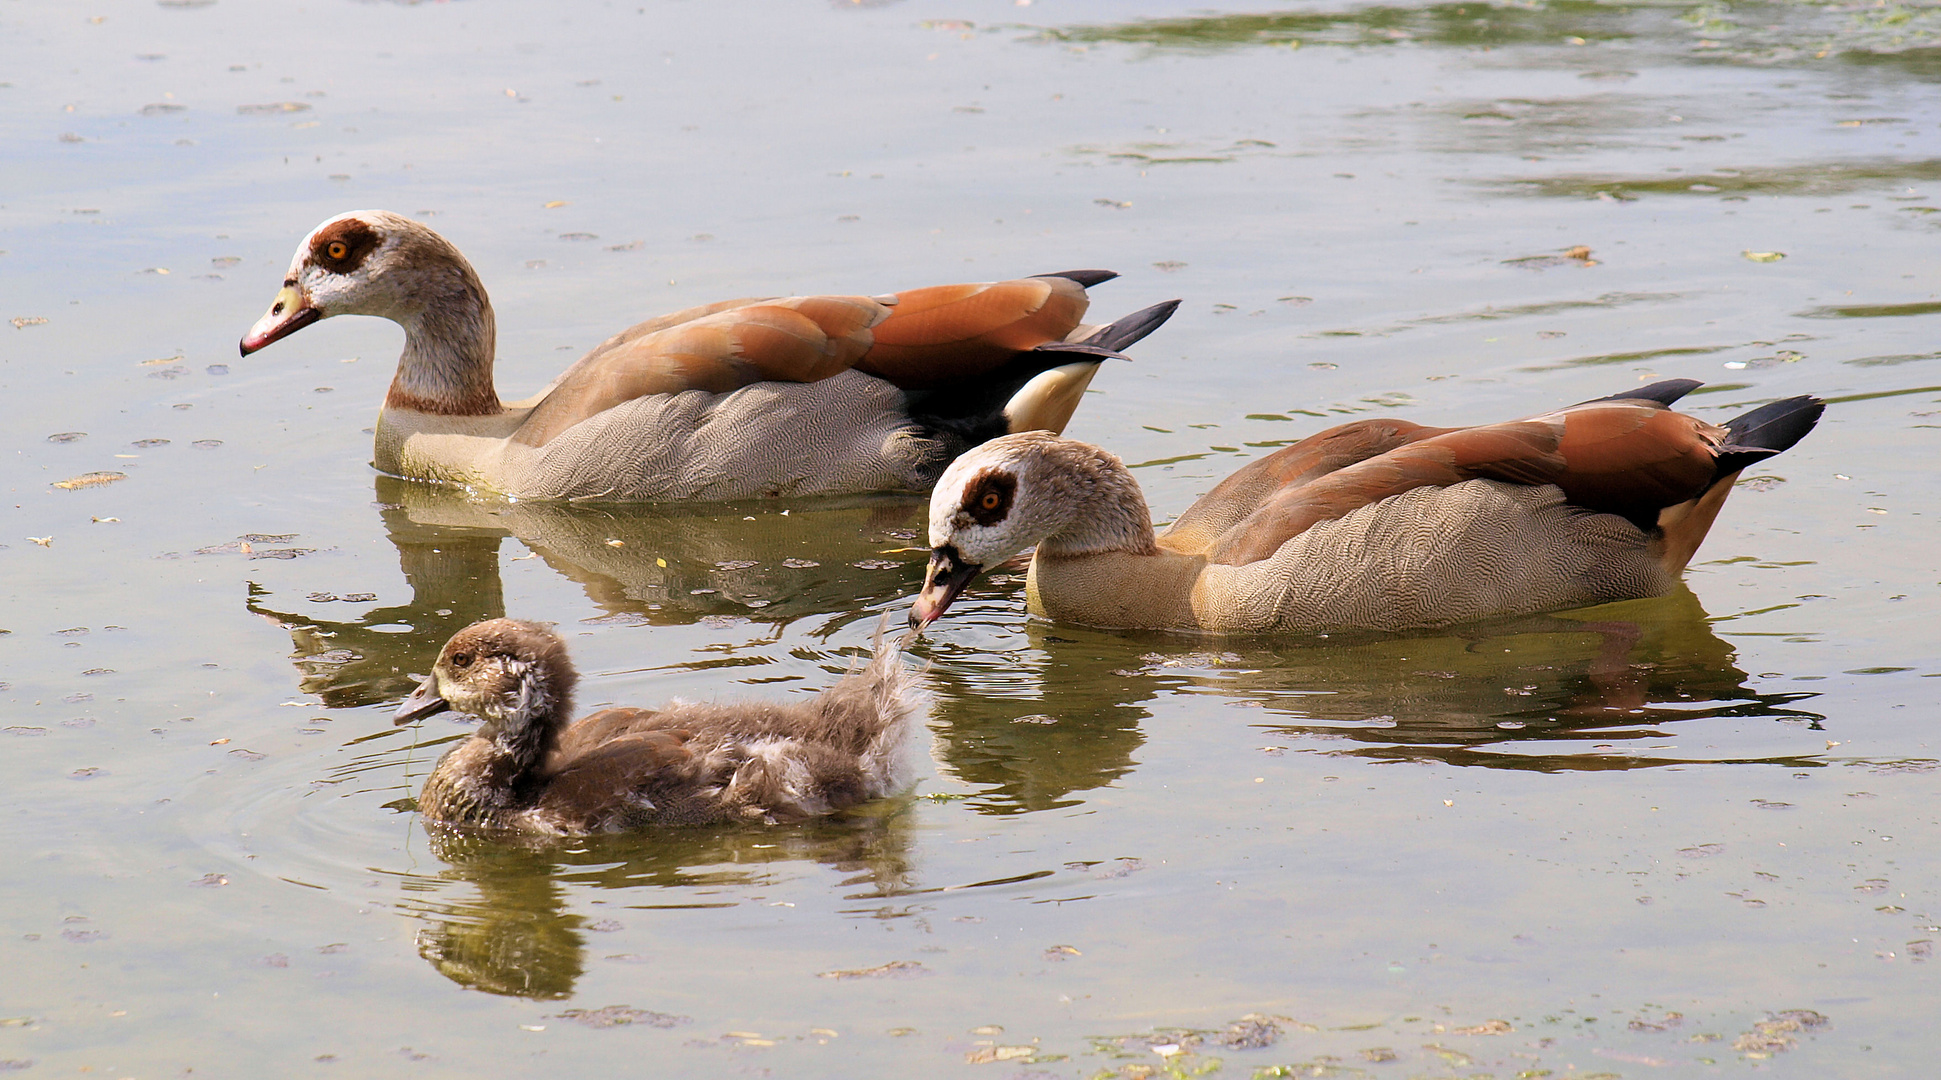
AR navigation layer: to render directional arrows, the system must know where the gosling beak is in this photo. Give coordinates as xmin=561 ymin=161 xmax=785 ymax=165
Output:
xmin=239 ymin=284 xmax=320 ymax=356
xmin=394 ymin=674 xmax=452 ymax=725
xmin=910 ymin=546 xmax=982 ymax=630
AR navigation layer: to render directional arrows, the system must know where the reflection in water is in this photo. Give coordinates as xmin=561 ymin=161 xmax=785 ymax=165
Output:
xmin=924 ymin=622 xmax=1158 ymax=815
xmin=1491 ymin=159 xmax=1941 ymax=202
xmin=1038 ymin=5 xmax=1650 ymax=52
xmin=1157 ymin=586 xmax=1826 ymax=770
xmin=246 ymin=512 xmax=507 ymax=709
xmin=388 ymin=810 xmax=915 ymax=999
xmin=1037 ymin=3 xmax=1941 ymax=66
xmin=249 ymin=477 xmax=927 ymax=708
xmin=919 ymin=585 xmax=1825 ymax=806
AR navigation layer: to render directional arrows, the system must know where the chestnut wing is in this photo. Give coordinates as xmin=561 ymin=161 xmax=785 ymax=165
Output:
xmin=853 ymin=276 xmax=1093 ymax=390
xmin=512 ymin=295 xmax=889 ymax=447
xmin=1198 ymin=397 xmax=1725 ymax=567
xmin=1159 ymin=418 xmax=1443 ymax=556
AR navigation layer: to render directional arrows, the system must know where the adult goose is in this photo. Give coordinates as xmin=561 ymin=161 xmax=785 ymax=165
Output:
xmin=240 ymin=210 xmax=1177 ymax=501
xmin=912 ymin=380 xmax=1823 ymax=633
xmin=394 ymin=617 xmax=922 ymax=834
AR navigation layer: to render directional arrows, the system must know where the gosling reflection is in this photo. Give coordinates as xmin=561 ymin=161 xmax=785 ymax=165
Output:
xmin=250 ymin=476 xmax=928 ymax=709
xmin=393 ymin=811 xmax=915 ymax=1000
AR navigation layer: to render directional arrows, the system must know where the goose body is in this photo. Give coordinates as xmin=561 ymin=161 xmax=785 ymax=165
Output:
xmin=241 ymin=210 xmax=1177 ymax=501
xmin=394 ymin=618 xmax=924 ymax=834
xmin=913 ymin=380 xmax=1824 ymax=633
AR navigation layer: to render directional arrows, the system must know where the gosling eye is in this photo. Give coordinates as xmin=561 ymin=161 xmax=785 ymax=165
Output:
xmin=325 ymin=240 xmax=348 ymax=261
xmin=449 ymin=652 xmax=473 ymax=670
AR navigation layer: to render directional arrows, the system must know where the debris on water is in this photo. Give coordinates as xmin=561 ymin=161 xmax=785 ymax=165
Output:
xmin=817 ymin=960 xmax=928 ymax=980
xmin=10 ymin=317 xmax=49 ymax=329
xmin=553 ymin=1006 xmax=690 ymax=1029
xmin=1732 ymin=1009 xmax=1827 ymax=1057
xmin=1044 ymin=945 xmax=1081 ymax=961
xmin=1503 ymin=245 xmax=1597 ymax=269
xmin=237 ymin=102 xmax=310 ymax=115
xmin=1216 ymin=1016 xmax=1281 ymax=1049
xmin=68 ymin=768 xmax=106 ymax=780
xmin=1011 ymin=714 xmax=1058 ymax=725
xmin=1094 ymin=198 xmax=1132 ymax=209
xmin=1152 ymin=260 xmax=1187 ymax=272
xmin=1743 ymin=250 xmax=1786 ymax=262
xmin=46 ymin=432 xmax=85 ymax=442
xmin=1629 ymin=1011 xmax=1684 ymax=1032
xmin=53 ymin=471 xmax=125 ymax=489
xmin=192 ymin=874 xmax=228 ymax=887
xmin=1447 ymin=1019 xmax=1512 ymax=1035
xmin=1360 ymin=1046 xmax=1398 ymax=1062
xmin=781 ymin=558 xmax=820 ymax=568
xmin=964 ymin=1044 xmax=1036 ymax=1064
xmin=1678 ymin=843 xmax=1725 ymax=858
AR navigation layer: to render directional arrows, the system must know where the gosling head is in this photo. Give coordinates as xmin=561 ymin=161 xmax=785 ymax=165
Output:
xmin=240 ymin=209 xmax=476 ymax=355
xmin=394 ymin=618 xmax=578 ymax=731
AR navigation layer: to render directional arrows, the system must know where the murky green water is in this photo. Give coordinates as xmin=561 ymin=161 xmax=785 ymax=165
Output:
xmin=4 ymin=0 xmax=1937 ymax=1075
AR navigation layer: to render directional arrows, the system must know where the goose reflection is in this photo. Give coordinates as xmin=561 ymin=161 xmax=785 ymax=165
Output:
xmin=249 ymin=476 xmax=929 ymax=708
xmin=1197 ymin=585 xmax=1828 ymax=769
xmin=919 ymin=582 xmax=1825 ymax=799
xmin=388 ymin=809 xmax=915 ymax=1000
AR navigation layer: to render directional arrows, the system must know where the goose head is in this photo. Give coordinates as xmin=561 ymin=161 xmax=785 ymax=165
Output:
xmin=241 ymin=210 xmax=500 ymax=414
xmin=395 ymin=619 xmax=578 ymax=738
xmin=911 ymin=431 xmax=1155 ymax=628
xmin=243 ymin=211 xmax=464 ymax=349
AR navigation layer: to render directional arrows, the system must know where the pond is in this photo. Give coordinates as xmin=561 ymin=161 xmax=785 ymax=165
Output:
xmin=3 ymin=0 xmax=1937 ymax=1075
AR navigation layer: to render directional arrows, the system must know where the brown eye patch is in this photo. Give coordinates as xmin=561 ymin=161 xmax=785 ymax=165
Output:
xmin=960 ymin=469 xmax=1016 ymax=526
xmin=309 ymin=218 xmax=380 ymax=274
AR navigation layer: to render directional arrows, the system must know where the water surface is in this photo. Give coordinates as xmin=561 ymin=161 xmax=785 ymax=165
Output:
xmin=3 ymin=0 xmax=1937 ymax=1076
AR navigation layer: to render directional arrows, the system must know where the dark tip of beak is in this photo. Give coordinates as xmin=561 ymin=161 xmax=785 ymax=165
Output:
xmin=394 ymin=674 xmax=451 ymax=725
xmin=911 ymin=547 xmax=982 ymax=630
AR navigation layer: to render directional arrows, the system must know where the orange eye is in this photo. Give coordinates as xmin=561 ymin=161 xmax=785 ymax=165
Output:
xmin=980 ymin=491 xmax=1001 ymax=511
xmin=450 ymin=652 xmax=472 ymax=669
xmin=326 ymin=240 xmax=348 ymax=260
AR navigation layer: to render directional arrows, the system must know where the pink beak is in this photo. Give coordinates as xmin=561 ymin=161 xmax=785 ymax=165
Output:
xmin=239 ymin=284 xmax=320 ymax=356
xmin=909 ymin=547 xmax=982 ymax=630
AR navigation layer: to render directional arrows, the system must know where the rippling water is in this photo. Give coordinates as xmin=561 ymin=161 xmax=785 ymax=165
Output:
xmin=3 ymin=0 xmax=1937 ymax=1075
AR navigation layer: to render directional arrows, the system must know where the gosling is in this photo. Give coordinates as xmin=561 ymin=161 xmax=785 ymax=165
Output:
xmin=393 ymin=617 xmax=923 ymax=835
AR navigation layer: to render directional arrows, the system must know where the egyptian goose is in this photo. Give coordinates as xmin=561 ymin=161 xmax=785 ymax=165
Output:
xmin=911 ymin=380 xmax=1824 ymax=633
xmin=393 ymin=617 xmax=923 ymax=834
xmin=239 ymin=211 xmax=1176 ymax=501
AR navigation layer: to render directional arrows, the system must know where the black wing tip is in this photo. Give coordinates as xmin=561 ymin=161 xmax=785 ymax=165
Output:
xmin=1032 ymin=269 xmax=1119 ymax=289
xmin=1722 ymin=394 xmax=1825 ymax=451
xmin=1077 ymin=298 xmax=1181 ymax=353
xmin=1582 ymin=378 xmax=1705 ymax=408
